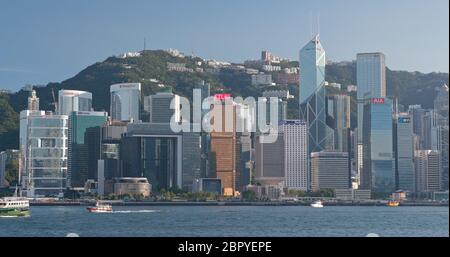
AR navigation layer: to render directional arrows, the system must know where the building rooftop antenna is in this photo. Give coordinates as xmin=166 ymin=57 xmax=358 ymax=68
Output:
xmin=317 ymin=13 xmax=320 ymax=36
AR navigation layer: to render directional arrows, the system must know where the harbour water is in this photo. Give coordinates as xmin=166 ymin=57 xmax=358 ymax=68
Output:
xmin=0 ymin=205 xmax=448 ymax=237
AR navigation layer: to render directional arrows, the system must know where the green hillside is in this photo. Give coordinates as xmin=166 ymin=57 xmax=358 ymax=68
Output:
xmin=0 ymin=50 xmax=448 ymax=151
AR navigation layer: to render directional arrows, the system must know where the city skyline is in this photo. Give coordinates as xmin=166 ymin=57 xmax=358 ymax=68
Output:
xmin=1 ymin=0 xmax=449 ymax=91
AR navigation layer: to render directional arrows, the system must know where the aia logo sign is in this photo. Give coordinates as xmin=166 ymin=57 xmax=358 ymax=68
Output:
xmin=371 ymin=98 xmax=385 ymax=104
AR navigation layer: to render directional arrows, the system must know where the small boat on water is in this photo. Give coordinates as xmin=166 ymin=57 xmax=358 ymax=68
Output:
xmin=386 ymin=200 xmax=400 ymax=207
xmin=0 ymin=187 xmax=30 ymax=217
xmin=87 ymin=201 xmax=113 ymax=213
xmin=310 ymin=200 xmax=324 ymax=208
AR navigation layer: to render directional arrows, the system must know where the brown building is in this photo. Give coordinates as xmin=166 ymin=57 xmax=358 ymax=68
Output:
xmin=209 ymin=96 xmax=238 ymax=196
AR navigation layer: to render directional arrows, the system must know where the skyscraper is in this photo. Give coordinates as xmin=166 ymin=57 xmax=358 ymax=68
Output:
xmin=414 ymin=150 xmax=441 ymax=194
xmin=434 ymin=84 xmax=449 ymax=126
xmin=21 ymin=113 xmax=69 ymax=197
xmin=437 ymin=126 xmax=449 ymax=190
xmin=209 ymin=97 xmax=238 ymax=196
xmin=143 ymin=88 xmax=181 ymax=123
xmin=433 ymin=84 xmax=449 ymax=190
xmin=262 ymin=90 xmax=288 ymax=122
xmin=58 ymin=90 xmax=92 ymax=115
xmin=255 ymin=132 xmax=285 ymax=187
xmin=68 ymin=111 xmax=108 ymax=187
xmin=394 ymin=113 xmax=415 ymax=192
xmin=299 ymin=35 xmax=334 ymax=154
xmin=356 ymin=52 xmax=386 ymax=187
xmin=19 ymin=93 xmax=45 ymax=190
xmin=110 ymin=83 xmax=141 ymax=122
xmin=408 ymin=105 xmax=427 ymax=149
xmin=279 ymin=120 xmax=308 ymax=191
xmin=195 ymin=81 xmax=211 ymax=179
xmin=311 ymin=151 xmax=350 ymax=191
xmin=327 ymin=94 xmax=351 ymax=152
xmin=362 ymin=97 xmax=395 ymax=195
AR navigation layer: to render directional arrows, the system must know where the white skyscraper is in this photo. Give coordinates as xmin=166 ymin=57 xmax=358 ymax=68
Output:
xmin=58 ymin=90 xmax=93 ymax=115
xmin=110 ymin=83 xmax=141 ymax=122
xmin=280 ymin=120 xmax=309 ymax=191
xmin=414 ymin=150 xmax=441 ymax=193
xmin=20 ymin=113 xmax=69 ymax=197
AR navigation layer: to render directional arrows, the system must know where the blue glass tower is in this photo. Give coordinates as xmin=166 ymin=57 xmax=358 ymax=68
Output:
xmin=299 ymin=35 xmax=334 ymax=154
xmin=362 ymin=98 xmax=395 ymax=195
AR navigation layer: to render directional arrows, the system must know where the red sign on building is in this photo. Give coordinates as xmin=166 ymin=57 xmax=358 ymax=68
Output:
xmin=214 ymin=93 xmax=231 ymax=100
xmin=371 ymin=98 xmax=385 ymax=104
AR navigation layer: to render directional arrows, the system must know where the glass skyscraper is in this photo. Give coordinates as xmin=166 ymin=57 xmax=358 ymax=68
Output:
xmin=394 ymin=113 xmax=415 ymax=192
xmin=299 ymin=35 xmax=334 ymax=154
xmin=362 ymin=98 xmax=395 ymax=195
xmin=356 ymin=52 xmax=386 ymax=187
xmin=68 ymin=111 xmax=108 ymax=187
xmin=110 ymin=83 xmax=141 ymax=122
xmin=22 ymin=114 xmax=69 ymax=197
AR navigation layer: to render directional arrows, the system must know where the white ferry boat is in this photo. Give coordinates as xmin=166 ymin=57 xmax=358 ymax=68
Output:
xmin=87 ymin=201 xmax=113 ymax=213
xmin=310 ymin=200 xmax=324 ymax=208
xmin=0 ymin=187 xmax=30 ymax=217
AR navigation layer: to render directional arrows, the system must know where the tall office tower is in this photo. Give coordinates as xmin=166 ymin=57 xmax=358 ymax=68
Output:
xmin=311 ymin=151 xmax=350 ymax=191
xmin=356 ymin=52 xmax=386 ymax=186
xmin=68 ymin=111 xmax=108 ymax=187
xmin=362 ymin=97 xmax=395 ymax=195
xmin=394 ymin=113 xmax=415 ymax=192
xmin=27 ymin=89 xmax=39 ymax=111
xmin=415 ymin=150 xmax=441 ymax=193
xmin=255 ymin=132 xmax=285 ymax=187
xmin=434 ymin=84 xmax=449 ymax=126
xmin=279 ymin=120 xmax=309 ymax=190
xmin=437 ymin=126 xmax=449 ymax=190
xmin=408 ymin=105 xmax=427 ymax=149
xmin=327 ymin=94 xmax=351 ymax=152
xmin=110 ymin=83 xmax=141 ymax=122
xmin=299 ymin=35 xmax=334 ymax=154
xmin=58 ymin=90 xmax=92 ymax=115
xmin=237 ymin=132 xmax=252 ymax=192
xmin=262 ymin=90 xmax=288 ymax=122
xmin=84 ymin=126 xmax=103 ymax=180
xmin=93 ymin=120 xmax=128 ymax=195
xmin=423 ymin=110 xmax=439 ymax=150
xmin=433 ymin=84 xmax=449 ymax=190
xmin=195 ymin=81 xmax=211 ymax=178
xmin=209 ymin=96 xmax=238 ymax=196
xmin=20 ymin=113 xmax=68 ymax=197
xmin=144 ymin=87 xmax=181 ymax=123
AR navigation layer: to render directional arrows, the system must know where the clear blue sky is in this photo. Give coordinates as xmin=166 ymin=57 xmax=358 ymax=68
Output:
xmin=0 ymin=0 xmax=448 ymax=91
